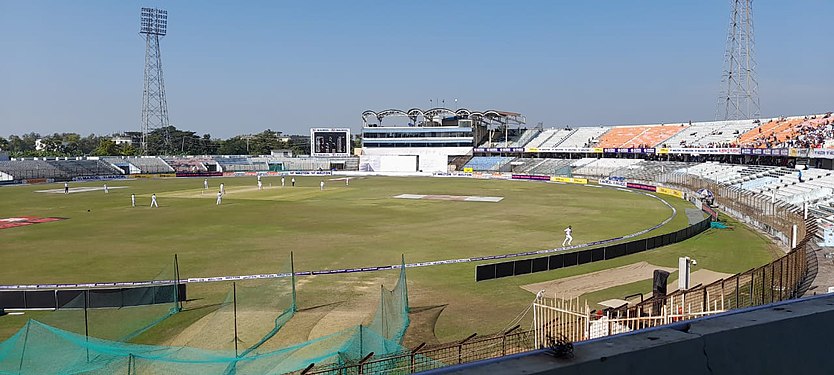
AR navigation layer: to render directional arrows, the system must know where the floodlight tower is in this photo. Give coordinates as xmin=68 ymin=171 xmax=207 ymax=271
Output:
xmin=717 ymin=0 xmax=760 ymax=120
xmin=139 ymin=7 xmax=169 ymax=151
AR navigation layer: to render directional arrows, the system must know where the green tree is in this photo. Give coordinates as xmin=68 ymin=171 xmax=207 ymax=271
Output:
xmin=219 ymin=136 xmax=248 ymax=155
xmin=92 ymin=139 xmax=119 ymax=156
xmin=119 ymin=143 xmax=140 ymax=156
xmin=78 ymin=134 xmax=104 ymax=155
xmin=249 ymin=129 xmax=282 ymax=155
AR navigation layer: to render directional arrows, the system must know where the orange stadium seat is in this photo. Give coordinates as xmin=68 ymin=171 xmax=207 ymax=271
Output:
xmin=596 ymin=126 xmax=647 ymax=148
xmin=596 ymin=125 xmax=688 ymax=148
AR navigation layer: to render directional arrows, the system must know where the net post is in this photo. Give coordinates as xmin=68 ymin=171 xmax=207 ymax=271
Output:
xmin=291 ymin=251 xmax=297 ymax=313
xmin=233 ymin=282 xmax=239 ymax=358
xmin=84 ymin=290 xmax=90 ymax=363
xmin=400 ymin=254 xmax=409 ymax=314
xmin=174 ymin=253 xmax=182 ymax=312
xmin=17 ymin=321 xmax=31 ymax=373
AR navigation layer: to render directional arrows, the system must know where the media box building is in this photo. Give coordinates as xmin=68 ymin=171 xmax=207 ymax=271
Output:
xmin=359 ymin=108 xmax=525 ymax=173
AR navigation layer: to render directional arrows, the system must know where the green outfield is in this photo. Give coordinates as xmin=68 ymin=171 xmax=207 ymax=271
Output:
xmin=0 ymin=176 xmax=779 ymax=347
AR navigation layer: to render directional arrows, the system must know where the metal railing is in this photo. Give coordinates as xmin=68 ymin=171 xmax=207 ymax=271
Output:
xmin=296 ymin=329 xmax=533 ymax=375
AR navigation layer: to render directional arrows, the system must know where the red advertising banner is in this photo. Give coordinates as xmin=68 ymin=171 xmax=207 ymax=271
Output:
xmin=0 ymin=217 xmax=65 ymax=230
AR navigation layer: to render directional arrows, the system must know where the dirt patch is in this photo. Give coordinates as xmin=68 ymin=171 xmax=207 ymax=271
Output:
xmin=257 ymin=302 xmax=342 ymax=351
xmin=402 ymin=305 xmax=446 ymax=347
xmin=305 ymin=278 xmax=384 ymax=340
xmin=165 ymin=281 xmax=295 ymax=351
xmin=521 ymin=261 xmax=676 ymax=300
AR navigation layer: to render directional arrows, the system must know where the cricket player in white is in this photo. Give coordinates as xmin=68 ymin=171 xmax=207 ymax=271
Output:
xmin=281 ymin=176 xmax=285 ymax=187
xmin=216 ymin=191 xmax=223 ymax=205
xmin=103 ymin=184 xmax=108 ymax=193
xmin=220 ymin=183 xmax=225 ymax=195
xmin=291 ymin=177 xmax=295 ymax=187
xmin=64 ymin=182 xmax=69 ymax=194
xmin=257 ymin=175 xmax=263 ymax=190
xmin=150 ymin=194 xmax=158 ymax=208
xmin=345 ymin=178 xmax=349 ymax=186
xmin=562 ymin=226 xmax=573 ymax=246
xmin=131 ymin=193 xmax=136 ymax=207
xmin=204 ymin=178 xmax=208 ymax=190
xmin=320 ymin=180 xmax=324 ymax=190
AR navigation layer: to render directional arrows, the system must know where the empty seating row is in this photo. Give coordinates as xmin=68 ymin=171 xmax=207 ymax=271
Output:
xmin=463 ymin=156 xmax=515 ymax=171
xmin=0 ymin=160 xmax=69 ymax=179
xmin=611 ymin=161 xmax=697 ymax=181
xmin=572 ymin=158 xmax=643 ymax=177
xmin=558 ymin=127 xmax=612 ymax=148
xmin=116 ymin=157 xmax=175 ymax=173
xmin=525 ymin=129 xmax=575 ymax=149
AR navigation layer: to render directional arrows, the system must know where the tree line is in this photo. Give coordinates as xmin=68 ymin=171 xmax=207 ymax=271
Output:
xmin=0 ymin=127 xmax=312 ymax=158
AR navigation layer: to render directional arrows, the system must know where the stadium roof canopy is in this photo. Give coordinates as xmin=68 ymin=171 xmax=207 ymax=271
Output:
xmin=362 ymin=107 xmax=525 ymax=127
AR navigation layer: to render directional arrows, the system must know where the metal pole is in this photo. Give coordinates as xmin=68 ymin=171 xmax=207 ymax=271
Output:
xmin=17 ymin=322 xmax=31 ymax=373
xmin=233 ymin=282 xmax=239 ymax=358
xmin=174 ymin=253 xmax=182 ymax=311
xmin=291 ymin=251 xmax=297 ymax=312
xmin=85 ymin=290 xmax=90 ymax=363
xmin=792 ymin=224 xmax=798 ymax=249
xmin=533 ymin=300 xmax=538 ymax=348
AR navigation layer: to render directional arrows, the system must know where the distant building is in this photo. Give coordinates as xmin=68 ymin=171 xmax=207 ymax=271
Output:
xmin=111 ymin=136 xmax=133 ymax=145
xmin=271 ymin=149 xmax=293 ymax=157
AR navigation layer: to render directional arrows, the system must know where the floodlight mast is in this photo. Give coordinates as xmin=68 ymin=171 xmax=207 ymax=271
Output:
xmin=717 ymin=0 xmax=760 ymax=121
xmin=139 ymin=8 xmax=170 ymax=153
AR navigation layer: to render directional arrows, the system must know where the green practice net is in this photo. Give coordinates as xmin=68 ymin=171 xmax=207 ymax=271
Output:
xmin=0 ymin=260 xmax=410 ymax=374
xmin=26 ymin=261 xmax=180 ymax=343
xmin=176 ymin=256 xmax=297 ymax=356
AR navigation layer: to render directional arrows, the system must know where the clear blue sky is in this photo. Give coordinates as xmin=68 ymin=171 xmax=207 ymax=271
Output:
xmin=1 ymin=1 xmax=832 ymax=138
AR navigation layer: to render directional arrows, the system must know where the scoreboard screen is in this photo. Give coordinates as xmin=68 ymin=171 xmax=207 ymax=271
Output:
xmin=311 ymin=128 xmax=350 ymax=157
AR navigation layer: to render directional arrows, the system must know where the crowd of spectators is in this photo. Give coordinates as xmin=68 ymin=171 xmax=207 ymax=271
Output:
xmin=774 ymin=114 xmax=833 ymax=149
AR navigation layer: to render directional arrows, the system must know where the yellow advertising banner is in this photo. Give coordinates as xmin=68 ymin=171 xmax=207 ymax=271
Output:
xmin=526 ymin=147 xmax=539 ymax=153
xmin=592 ymin=148 xmax=603 ymax=153
xmin=657 ymin=148 xmax=670 ymax=154
xmin=657 ymin=186 xmax=684 ymax=199
xmin=463 ymin=167 xmax=474 ymax=173
xmin=551 ymin=176 xmax=588 ymax=184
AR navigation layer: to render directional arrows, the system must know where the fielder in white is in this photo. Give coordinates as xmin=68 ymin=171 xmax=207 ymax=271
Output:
xmin=204 ymin=178 xmax=209 ymax=190
xmin=216 ymin=191 xmax=223 ymax=205
xmin=345 ymin=178 xmax=349 ymax=186
xmin=562 ymin=226 xmax=573 ymax=246
xmin=131 ymin=193 xmax=136 ymax=207
xmin=103 ymin=184 xmax=108 ymax=193
xmin=220 ymin=183 xmax=225 ymax=194
xmin=257 ymin=175 xmax=263 ymax=190
xmin=150 ymin=194 xmax=159 ymax=208
xmin=320 ymin=180 xmax=325 ymax=190
xmin=281 ymin=176 xmax=285 ymax=187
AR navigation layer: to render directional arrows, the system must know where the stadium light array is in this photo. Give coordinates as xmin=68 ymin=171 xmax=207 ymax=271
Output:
xmin=140 ymin=7 xmax=167 ymax=36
